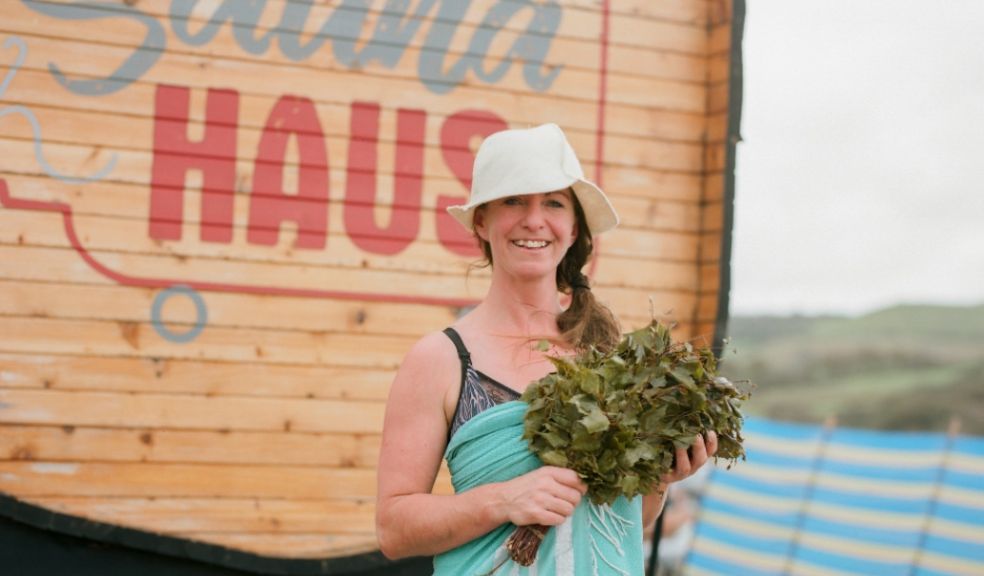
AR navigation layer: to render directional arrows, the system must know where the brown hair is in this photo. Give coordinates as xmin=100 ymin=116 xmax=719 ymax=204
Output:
xmin=475 ymin=193 xmax=621 ymax=352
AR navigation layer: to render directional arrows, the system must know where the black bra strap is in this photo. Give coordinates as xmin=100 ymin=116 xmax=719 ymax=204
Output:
xmin=442 ymin=327 xmax=471 ymax=363
xmin=442 ymin=327 xmax=472 ymax=443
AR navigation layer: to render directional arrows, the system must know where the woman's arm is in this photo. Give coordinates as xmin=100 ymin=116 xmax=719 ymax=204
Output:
xmin=375 ymin=332 xmax=586 ymax=559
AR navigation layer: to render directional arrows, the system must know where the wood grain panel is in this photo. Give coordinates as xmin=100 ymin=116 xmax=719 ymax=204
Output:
xmin=2 ymin=3 xmax=710 ymax=88
xmin=0 ymin=0 xmax=737 ymax=562
xmin=0 ymin=389 xmax=384 ymax=434
xmin=0 ymin=461 xmax=380 ymax=498
xmin=2 ymin=67 xmax=706 ymax=142
xmin=0 ymin=352 xmax=394 ymax=399
xmin=0 ymin=425 xmax=380 ymax=468
xmin=32 ymin=497 xmax=377 ymax=533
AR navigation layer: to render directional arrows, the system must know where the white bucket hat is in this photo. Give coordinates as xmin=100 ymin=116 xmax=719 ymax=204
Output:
xmin=446 ymin=123 xmax=619 ymax=236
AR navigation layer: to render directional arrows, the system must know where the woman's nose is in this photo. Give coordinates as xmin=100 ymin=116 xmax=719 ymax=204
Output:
xmin=521 ymin=201 xmax=545 ymax=228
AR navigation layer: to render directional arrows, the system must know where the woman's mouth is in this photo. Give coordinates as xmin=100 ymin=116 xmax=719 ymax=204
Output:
xmin=512 ymin=240 xmax=551 ymax=249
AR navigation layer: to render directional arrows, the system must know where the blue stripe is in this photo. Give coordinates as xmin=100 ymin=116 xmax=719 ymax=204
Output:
xmin=701 ymin=494 xmax=800 ymax=528
xmin=793 ymin=543 xmax=912 ymax=575
xmin=800 ymin=516 xmax=922 ymax=548
xmin=742 ymin=448 xmax=818 ymax=470
xmin=818 ymin=458 xmax=940 ymax=482
xmin=935 ymin=501 xmax=984 ymax=524
xmin=687 ymin=550 xmax=784 ymax=576
xmin=810 ymin=487 xmax=933 ymax=515
xmin=913 ymin=568 xmax=960 ymax=576
xmin=712 ymin=470 xmax=812 ymax=499
xmin=696 ymin=521 xmax=793 ymax=557
xmin=828 ymin=427 xmax=947 ymax=451
xmin=941 ymin=468 xmax=984 ymax=492
xmin=744 ymin=417 xmax=824 ymax=441
xmin=954 ymin=436 xmax=984 ymax=457
xmin=922 ymin=533 xmax=984 ymax=562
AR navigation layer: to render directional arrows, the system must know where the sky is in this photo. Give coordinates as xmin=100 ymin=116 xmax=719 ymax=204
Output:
xmin=729 ymin=0 xmax=984 ymax=317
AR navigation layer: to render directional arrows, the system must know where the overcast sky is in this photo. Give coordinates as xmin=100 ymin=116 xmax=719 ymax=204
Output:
xmin=729 ymin=0 xmax=984 ymax=317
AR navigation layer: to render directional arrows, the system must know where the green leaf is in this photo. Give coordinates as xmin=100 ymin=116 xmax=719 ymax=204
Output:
xmin=578 ymin=404 xmax=610 ymax=434
xmin=540 ymin=450 xmax=568 ymax=467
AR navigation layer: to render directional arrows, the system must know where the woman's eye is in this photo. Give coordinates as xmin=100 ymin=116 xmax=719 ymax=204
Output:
xmin=503 ymin=197 xmax=523 ymax=205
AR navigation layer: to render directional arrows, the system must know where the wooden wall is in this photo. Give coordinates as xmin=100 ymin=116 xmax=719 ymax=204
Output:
xmin=0 ymin=0 xmax=739 ymax=569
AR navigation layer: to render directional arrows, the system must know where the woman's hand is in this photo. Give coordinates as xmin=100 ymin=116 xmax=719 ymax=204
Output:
xmin=663 ymin=431 xmax=719 ymax=484
xmin=498 ymin=466 xmax=588 ymax=527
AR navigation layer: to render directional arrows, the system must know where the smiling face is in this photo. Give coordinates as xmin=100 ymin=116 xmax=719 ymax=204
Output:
xmin=473 ymin=189 xmax=579 ymax=283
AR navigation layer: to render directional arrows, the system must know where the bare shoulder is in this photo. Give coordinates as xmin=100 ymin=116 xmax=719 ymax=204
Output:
xmin=392 ymin=330 xmax=461 ymax=396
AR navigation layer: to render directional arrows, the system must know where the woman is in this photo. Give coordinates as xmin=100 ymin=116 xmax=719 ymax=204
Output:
xmin=376 ymin=124 xmax=716 ymax=574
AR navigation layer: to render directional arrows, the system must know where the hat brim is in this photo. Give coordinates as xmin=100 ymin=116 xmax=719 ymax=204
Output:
xmin=446 ymin=178 xmax=619 ymax=236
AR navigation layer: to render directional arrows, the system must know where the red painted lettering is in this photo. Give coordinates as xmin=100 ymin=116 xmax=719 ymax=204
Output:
xmin=344 ymin=102 xmax=425 ymax=255
xmin=149 ymin=84 xmax=238 ymax=242
xmin=248 ymin=96 xmax=329 ymax=249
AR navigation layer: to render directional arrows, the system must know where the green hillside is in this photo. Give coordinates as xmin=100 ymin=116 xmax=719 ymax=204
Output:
xmin=719 ymin=303 xmax=984 ymax=435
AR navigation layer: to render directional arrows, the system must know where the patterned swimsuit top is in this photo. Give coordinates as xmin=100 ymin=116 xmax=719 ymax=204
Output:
xmin=444 ymin=327 xmax=521 ymax=440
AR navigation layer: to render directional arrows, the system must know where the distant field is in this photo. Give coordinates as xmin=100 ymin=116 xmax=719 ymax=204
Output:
xmin=719 ymin=304 xmax=984 ymax=435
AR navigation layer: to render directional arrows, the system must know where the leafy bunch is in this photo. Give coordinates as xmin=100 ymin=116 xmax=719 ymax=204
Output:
xmin=521 ymin=320 xmax=749 ymax=506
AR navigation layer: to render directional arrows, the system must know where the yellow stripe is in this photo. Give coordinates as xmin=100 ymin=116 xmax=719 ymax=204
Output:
xmin=807 ymin=501 xmax=924 ymax=531
xmin=814 ymin=472 xmax=935 ymax=498
xmin=822 ymin=443 xmax=944 ymax=468
xmin=938 ymin=485 xmax=984 ymax=510
xmin=797 ymin=531 xmax=915 ymax=564
xmin=702 ymin=509 xmax=794 ymax=540
xmin=928 ymin=517 xmax=984 ymax=545
xmin=948 ymin=453 xmax=984 ymax=475
xmin=705 ymin=483 xmax=801 ymax=513
xmin=690 ymin=537 xmax=786 ymax=572
xmin=744 ymin=434 xmax=823 ymax=457
xmin=917 ymin=550 xmax=984 ymax=576
xmin=731 ymin=463 xmax=814 ymax=485
xmin=786 ymin=559 xmax=857 ymax=576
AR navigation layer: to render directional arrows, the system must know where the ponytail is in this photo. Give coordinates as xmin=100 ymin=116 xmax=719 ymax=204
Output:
xmin=555 ymin=196 xmax=621 ymax=352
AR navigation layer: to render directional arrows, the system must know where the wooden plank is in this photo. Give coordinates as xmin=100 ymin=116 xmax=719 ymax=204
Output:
xmin=0 ymin=169 xmax=704 ymax=232
xmin=704 ymin=139 xmax=728 ymax=172
xmin=700 ymin=262 xmax=722 ymax=293
xmin=696 ymin=292 xmax=720 ymax=324
xmin=3 ymin=3 xmax=709 ymax=87
xmin=176 ymin=532 xmax=379 ymax=558
xmin=0 ymin=425 xmax=380 ymax=468
xmin=2 ymin=67 xmax=707 ymax=143
xmin=706 ymin=110 xmax=731 ymax=143
xmin=0 ymin=279 xmax=457 ymax=338
xmin=0 ymin=461 xmax=381 ymax=498
xmin=0 ymin=352 xmax=394 ymax=400
xmin=0 ymin=241 xmax=494 ymax=303
xmin=0 ymin=212 xmax=700 ymax=270
xmin=601 ymin=164 xmax=705 ymax=201
xmin=0 ymin=316 xmax=413 ymax=368
xmin=703 ymin=172 xmax=726 ymax=203
xmin=708 ymin=52 xmax=732 ymax=84
xmin=709 ymin=20 xmax=734 ymax=54
xmin=23 ymin=0 xmax=710 ymax=53
xmin=177 ymin=533 xmax=379 ymax=558
xmin=701 ymin=199 xmax=725 ymax=233
xmin=31 ymin=496 xmax=377 ymax=533
xmin=0 ymin=100 xmax=705 ymax=174
xmin=0 ymin=218 xmax=702 ymax=292
xmin=0 ymin=389 xmax=385 ymax=434
xmin=700 ymin=231 xmax=724 ymax=263
xmin=5 ymin=33 xmax=706 ymax=116
xmin=708 ymin=80 xmax=731 ymax=116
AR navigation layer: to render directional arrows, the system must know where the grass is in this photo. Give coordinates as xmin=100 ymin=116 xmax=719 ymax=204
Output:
xmin=720 ymin=304 xmax=984 ymax=435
